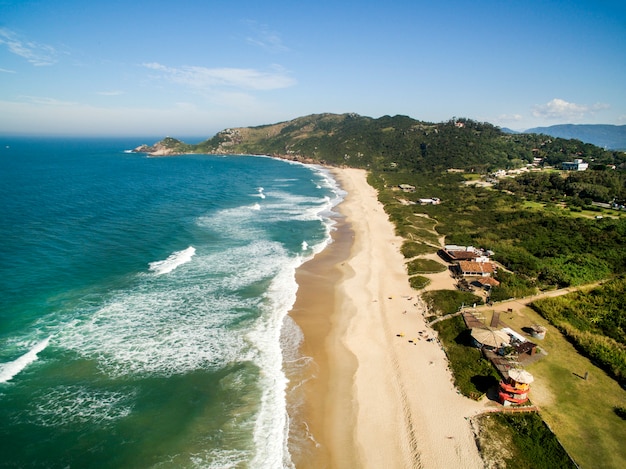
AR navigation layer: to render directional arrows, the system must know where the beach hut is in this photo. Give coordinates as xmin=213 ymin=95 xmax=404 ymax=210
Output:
xmin=470 ymin=328 xmax=510 ymax=349
xmin=499 ymin=368 xmax=534 ymax=405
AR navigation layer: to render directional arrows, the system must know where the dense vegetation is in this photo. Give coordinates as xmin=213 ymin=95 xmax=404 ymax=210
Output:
xmin=476 ymin=413 xmax=577 ymax=469
xmin=432 ymin=315 xmax=499 ymax=399
xmin=497 ymin=170 xmax=626 ymax=206
xmin=422 ymin=290 xmax=483 ymax=318
xmin=148 ymin=113 xmax=625 ymax=172
xmin=531 ymin=277 xmax=626 ymax=387
xmin=369 ymin=168 xmax=626 ymax=295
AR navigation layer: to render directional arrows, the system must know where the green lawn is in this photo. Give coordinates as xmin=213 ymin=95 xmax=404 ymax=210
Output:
xmin=496 ymin=306 xmax=626 ymax=469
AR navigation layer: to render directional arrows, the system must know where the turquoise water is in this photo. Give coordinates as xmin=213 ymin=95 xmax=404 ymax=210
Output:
xmin=0 ymin=138 xmax=343 ymax=468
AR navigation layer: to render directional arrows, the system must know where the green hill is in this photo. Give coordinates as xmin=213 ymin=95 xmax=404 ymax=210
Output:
xmin=136 ymin=113 xmax=625 ymax=172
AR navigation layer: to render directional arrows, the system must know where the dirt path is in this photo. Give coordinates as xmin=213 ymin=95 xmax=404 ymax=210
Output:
xmin=472 ymin=282 xmax=602 ymax=315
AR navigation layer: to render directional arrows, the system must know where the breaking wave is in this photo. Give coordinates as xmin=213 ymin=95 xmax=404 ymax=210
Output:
xmin=149 ymin=246 xmax=196 ymax=275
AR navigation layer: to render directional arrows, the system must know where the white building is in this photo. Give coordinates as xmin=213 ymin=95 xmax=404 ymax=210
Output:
xmin=562 ymin=159 xmax=588 ymax=171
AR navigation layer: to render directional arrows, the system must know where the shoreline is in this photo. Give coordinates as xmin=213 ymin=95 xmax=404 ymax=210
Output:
xmin=288 ymin=167 xmax=485 ymax=468
xmin=287 ymin=186 xmax=358 ymax=468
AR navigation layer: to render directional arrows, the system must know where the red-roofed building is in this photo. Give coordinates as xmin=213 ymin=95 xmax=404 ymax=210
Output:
xmin=443 ymin=250 xmax=478 ymax=261
xmin=456 ymin=261 xmax=496 ymax=277
xmin=441 ymin=245 xmax=492 ymax=263
xmin=474 ymin=277 xmax=501 ymax=288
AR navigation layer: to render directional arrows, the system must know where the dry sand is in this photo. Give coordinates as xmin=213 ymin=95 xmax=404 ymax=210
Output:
xmin=288 ymin=167 xmax=487 ymax=468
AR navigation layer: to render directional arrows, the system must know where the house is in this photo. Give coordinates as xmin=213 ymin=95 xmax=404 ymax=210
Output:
xmin=442 ymin=249 xmax=479 ymax=262
xmin=562 ymin=158 xmax=588 ymax=171
xmin=456 ymin=261 xmax=496 ymax=277
xmin=442 ymin=245 xmax=479 ymax=262
xmin=442 ymin=245 xmax=492 ymax=263
xmin=418 ymin=197 xmax=440 ymax=205
xmin=474 ymin=277 xmax=501 ymax=289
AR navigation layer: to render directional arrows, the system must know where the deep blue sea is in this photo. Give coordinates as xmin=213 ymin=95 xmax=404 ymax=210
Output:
xmin=0 ymin=137 xmax=344 ymax=468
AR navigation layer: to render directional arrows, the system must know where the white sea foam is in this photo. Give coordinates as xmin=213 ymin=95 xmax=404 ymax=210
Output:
xmin=248 ymin=257 xmax=300 ymax=469
xmin=56 ymin=241 xmax=292 ymax=378
xmin=149 ymin=246 xmax=196 ymax=275
xmin=190 ymin=448 xmax=251 ymax=469
xmin=58 ymin=293 xmax=251 ymax=378
xmin=251 ymin=203 xmax=261 ymax=211
xmin=255 ymin=187 xmax=266 ymax=199
xmin=281 ymin=315 xmax=316 ymax=462
xmin=0 ymin=336 xmax=50 ymax=383
xmin=31 ymin=385 xmax=135 ymax=426
xmin=301 ymin=241 xmax=308 ymax=251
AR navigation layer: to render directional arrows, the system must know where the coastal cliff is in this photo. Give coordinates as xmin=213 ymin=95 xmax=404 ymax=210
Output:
xmin=132 ymin=137 xmax=192 ymax=156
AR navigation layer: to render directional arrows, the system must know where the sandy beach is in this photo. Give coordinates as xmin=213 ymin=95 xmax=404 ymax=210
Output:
xmin=288 ymin=167 xmax=486 ymax=468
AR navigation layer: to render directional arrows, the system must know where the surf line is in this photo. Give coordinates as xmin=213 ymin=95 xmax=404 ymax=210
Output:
xmin=0 ymin=337 xmax=51 ymax=383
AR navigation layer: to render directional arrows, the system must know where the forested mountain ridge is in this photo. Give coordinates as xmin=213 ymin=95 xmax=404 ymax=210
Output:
xmin=136 ymin=113 xmax=625 ymax=172
xmin=524 ymin=124 xmax=626 ymax=151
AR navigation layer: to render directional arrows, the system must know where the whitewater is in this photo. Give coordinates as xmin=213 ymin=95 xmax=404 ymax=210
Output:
xmin=0 ymin=138 xmax=344 ymax=468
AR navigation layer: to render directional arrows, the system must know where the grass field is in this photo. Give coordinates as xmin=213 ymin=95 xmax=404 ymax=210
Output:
xmin=485 ymin=306 xmax=626 ymax=469
xmin=476 ymin=412 xmax=577 ymax=469
xmin=521 ymin=199 xmax=625 ymax=220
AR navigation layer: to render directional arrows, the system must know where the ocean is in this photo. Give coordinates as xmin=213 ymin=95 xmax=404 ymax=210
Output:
xmin=0 ymin=137 xmax=344 ymax=468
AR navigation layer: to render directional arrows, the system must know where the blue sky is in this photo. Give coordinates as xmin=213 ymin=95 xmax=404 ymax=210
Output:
xmin=1 ymin=0 xmax=624 ymax=136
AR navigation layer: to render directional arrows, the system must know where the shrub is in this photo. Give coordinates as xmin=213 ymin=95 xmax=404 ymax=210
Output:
xmin=409 ymin=275 xmax=430 ymax=290
xmin=406 ymin=258 xmax=447 ymax=275
xmin=423 ymin=290 xmax=483 ymax=316
xmin=401 ymin=241 xmax=434 ymax=258
xmin=433 ymin=315 xmax=500 ymax=398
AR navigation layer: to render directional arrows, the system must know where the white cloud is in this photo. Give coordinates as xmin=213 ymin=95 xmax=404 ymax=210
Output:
xmin=244 ymin=21 xmax=290 ymax=53
xmin=0 ymin=28 xmax=58 ymax=66
xmin=96 ymin=90 xmax=125 ymax=96
xmin=142 ymin=62 xmax=296 ymax=91
xmin=532 ymin=98 xmax=610 ymax=121
xmin=0 ymin=67 xmax=16 ymax=73
xmin=18 ymin=95 xmax=77 ymax=106
xmin=497 ymin=113 xmax=523 ymax=122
